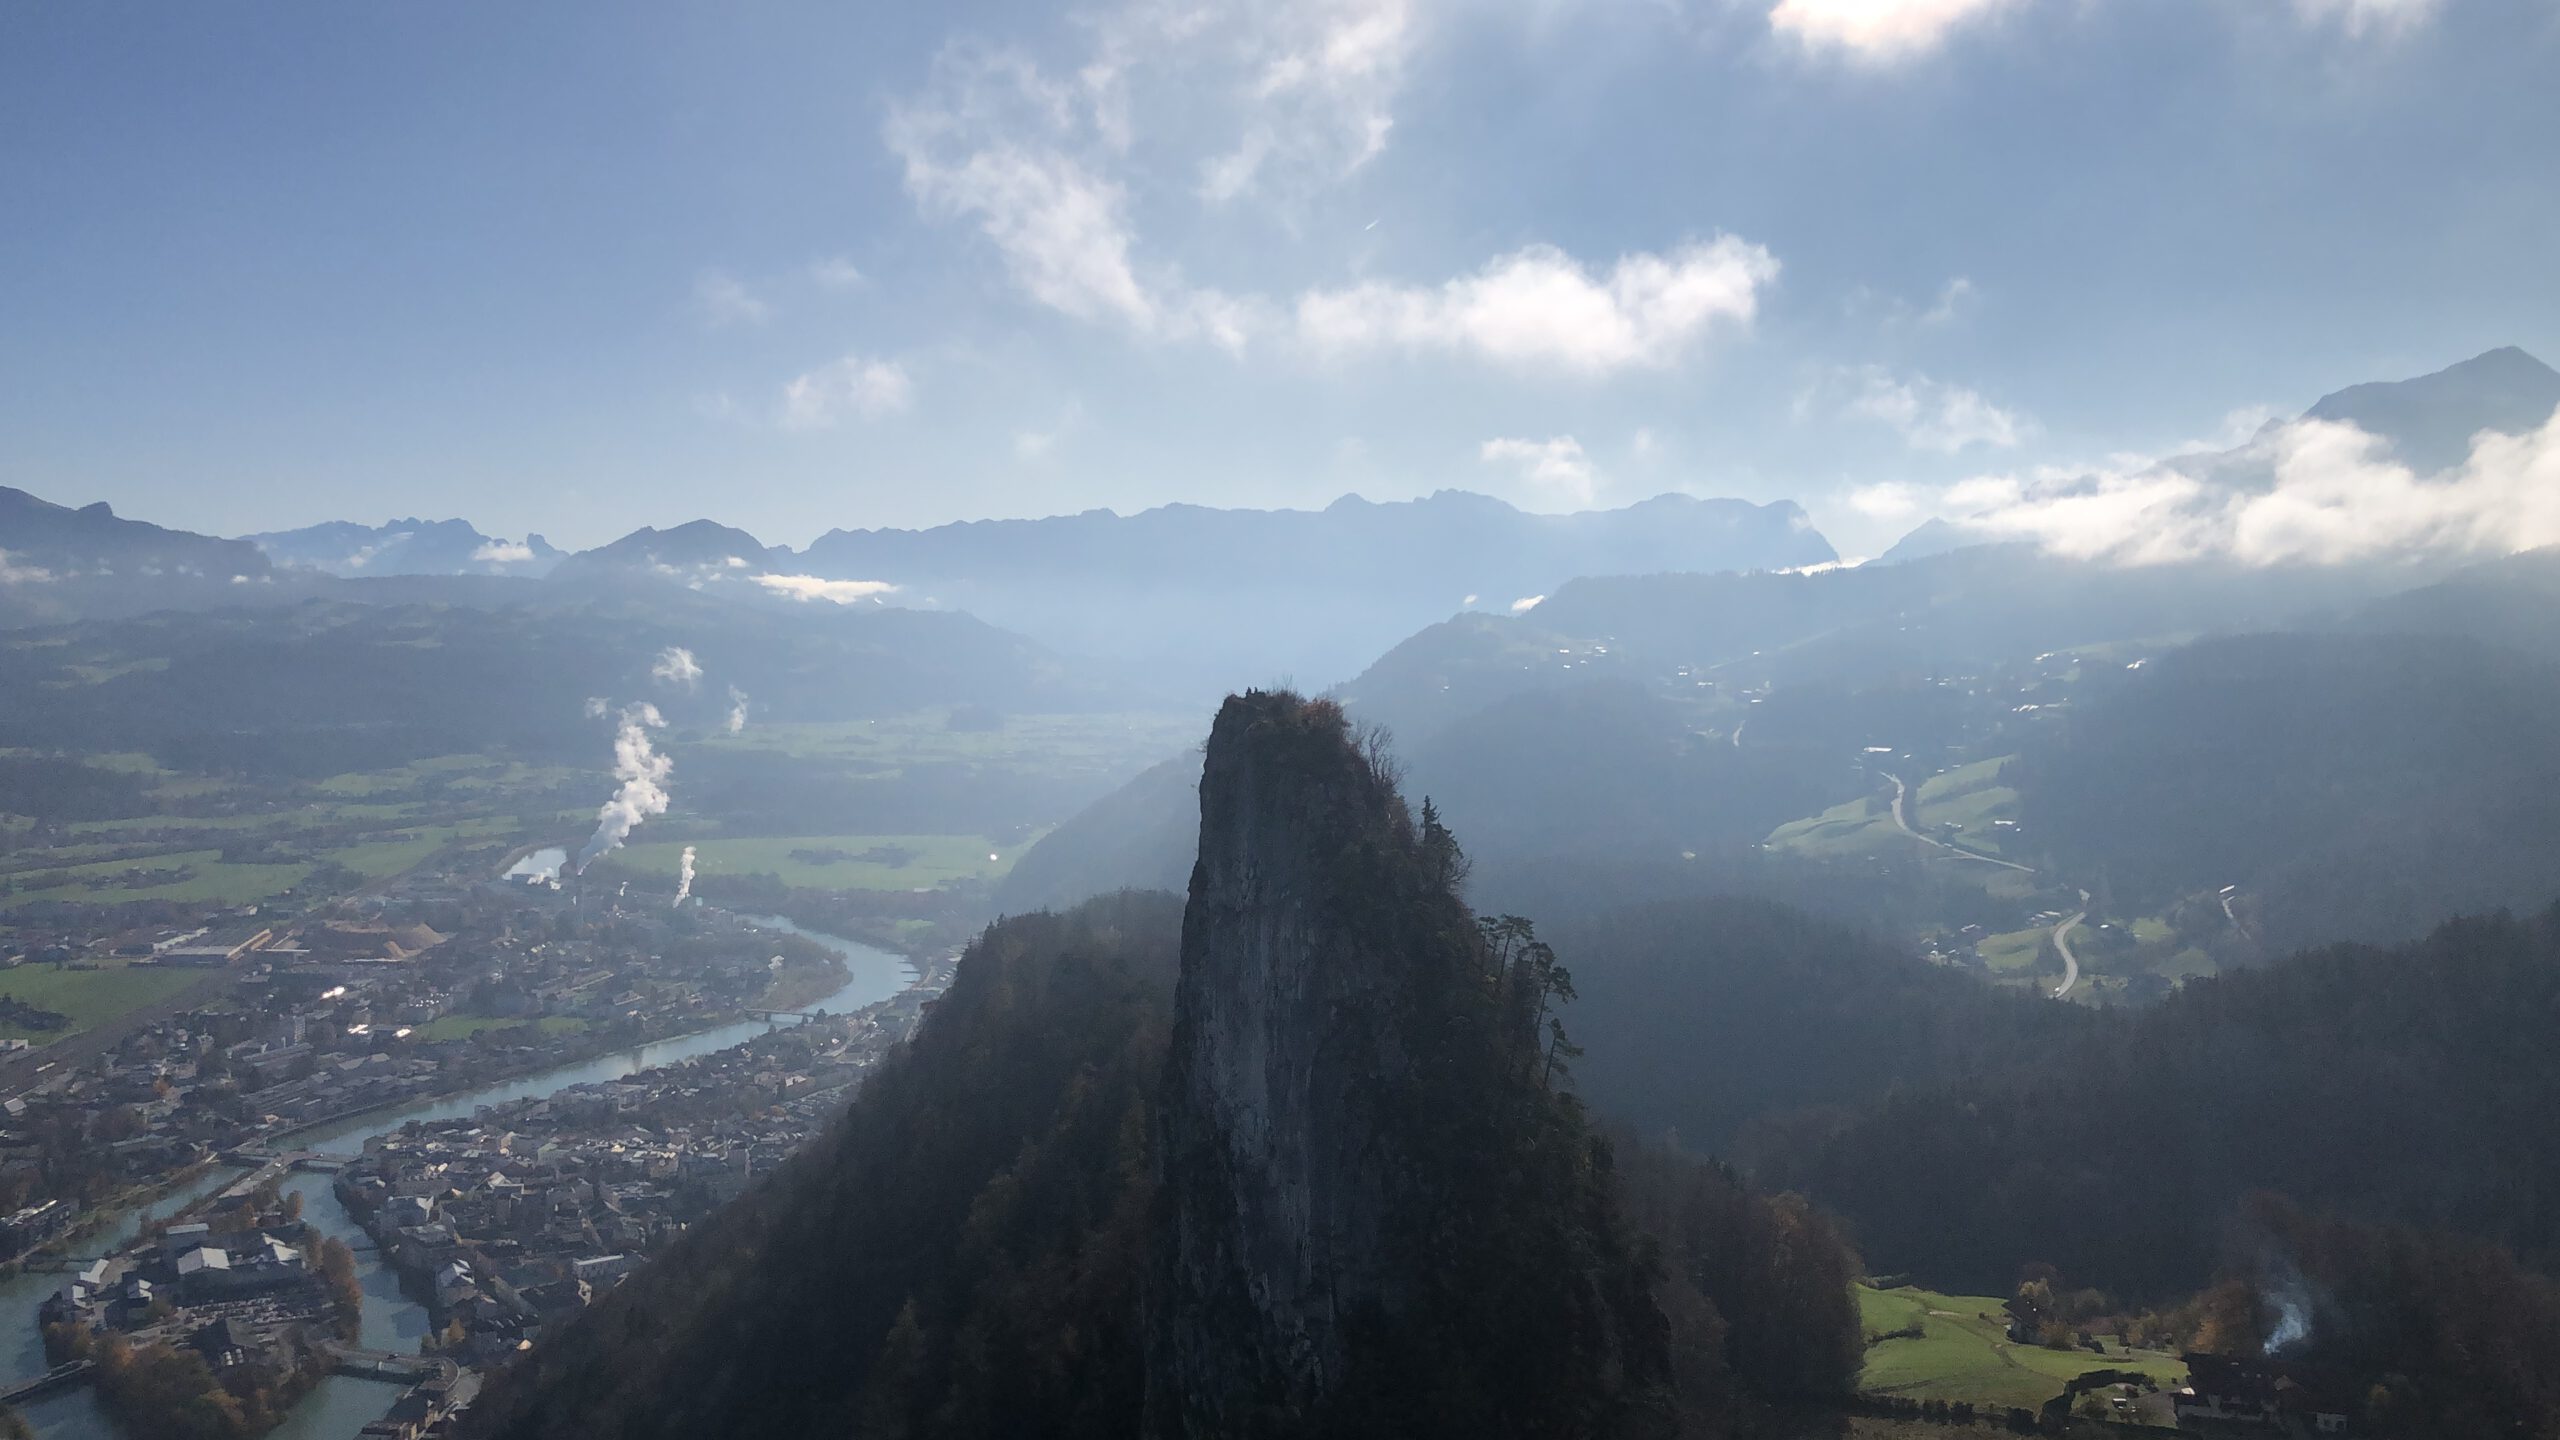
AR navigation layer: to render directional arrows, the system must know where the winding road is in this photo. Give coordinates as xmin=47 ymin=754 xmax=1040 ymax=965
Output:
xmin=2049 ymin=892 xmax=2091 ymax=1000
xmin=1879 ymin=771 xmax=2036 ymax=874
xmin=1879 ymin=770 xmax=2085 ymax=998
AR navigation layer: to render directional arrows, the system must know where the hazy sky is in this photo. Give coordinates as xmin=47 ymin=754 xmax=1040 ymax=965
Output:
xmin=4 ymin=0 xmax=2554 ymax=557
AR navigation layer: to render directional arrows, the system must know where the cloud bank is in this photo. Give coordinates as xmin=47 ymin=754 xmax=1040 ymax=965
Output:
xmin=754 ymin=574 xmax=901 ymax=604
xmin=1883 ymin=403 xmax=2560 ymax=566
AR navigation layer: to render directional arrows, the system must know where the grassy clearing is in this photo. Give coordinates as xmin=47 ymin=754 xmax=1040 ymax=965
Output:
xmin=0 ymin=960 xmax=203 ymax=1043
xmin=1857 ymin=1283 xmax=2186 ymax=1412
xmin=1765 ymin=793 xmax=1902 ymax=859
xmin=413 ymin=1014 xmax=590 ymax=1042
xmin=1915 ymin=758 xmax=2020 ymax=854
xmin=603 ymin=831 xmax=1050 ymax=891
xmin=1976 ymin=928 xmax=2050 ymax=972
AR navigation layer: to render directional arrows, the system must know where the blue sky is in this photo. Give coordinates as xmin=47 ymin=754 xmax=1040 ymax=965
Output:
xmin=3 ymin=0 xmax=2553 ymax=557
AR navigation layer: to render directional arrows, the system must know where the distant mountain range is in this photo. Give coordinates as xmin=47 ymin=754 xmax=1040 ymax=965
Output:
xmin=247 ymin=491 xmax=1843 ymax=698
xmin=0 ymin=488 xmax=280 ymax=626
xmin=243 ymin=517 xmax=562 ymax=577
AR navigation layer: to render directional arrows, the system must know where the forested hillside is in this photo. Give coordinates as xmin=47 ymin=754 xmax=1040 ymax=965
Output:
xmin=2014 ymin=632 xmax=2560 ymax=949
xmin=1750 ymin=906 xmax=2560 ymax=1298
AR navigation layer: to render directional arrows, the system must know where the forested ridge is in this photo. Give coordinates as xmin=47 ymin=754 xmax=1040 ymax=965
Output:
xmin=1747 ymin=906 xmax=2560 ymax=1299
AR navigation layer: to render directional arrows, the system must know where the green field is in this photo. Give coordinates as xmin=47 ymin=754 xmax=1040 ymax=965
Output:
xmin=0 ymin=960 xmax=204 ymax=1043
xmin=604 ymin=832 xmax=1049 ymax=891
xmin=1976 ymin=927 xmax=2051 ymax=972
xmin=7 ymin=848 xmax=316 ymax=906
xmin=413 ymin=1014 xmax=590 ymax=1042
xmin=1913 ymin=757 xmax=2021 ymax=853
xmin=1857 ymin=1283 xmax=2186 ymax=1412
xmin=1765 ymin=793 xmax=1903 ymax=858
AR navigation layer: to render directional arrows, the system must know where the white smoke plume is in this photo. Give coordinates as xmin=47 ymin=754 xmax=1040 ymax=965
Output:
xmin=1874 ymin=402 xmax=2560 ymax=566
xmin=574 ymin=702 xmax=673 ymax=874
xmin=674 ymin=845 xmax=697 ymax=907
xmin=651 ymin=646 xmax=703 ymax=690
xmin=725 ymin=686 xmax=750 ymax=735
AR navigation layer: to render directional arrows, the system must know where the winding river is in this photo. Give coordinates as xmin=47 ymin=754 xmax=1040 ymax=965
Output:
xmin=0 ymin=917 xmax=916 ymax=1439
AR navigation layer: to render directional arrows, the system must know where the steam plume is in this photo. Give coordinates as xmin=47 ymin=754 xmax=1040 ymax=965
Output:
xmin=674 ymin=845 xmax=697 ymax=907
xmin=726 ymin=686 xmax=750 ymax=734
xmin=574 ymin=702 xmax=672 ymax=874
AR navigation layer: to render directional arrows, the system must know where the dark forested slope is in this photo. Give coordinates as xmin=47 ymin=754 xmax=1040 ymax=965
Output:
xmin=1752 ymin=907 xmax=2560 ymax=1299
xmin=462 ymin=892 xmax=1186 ymax=1440
xmin=2013 ymin=631 xmax=2560 ymax=949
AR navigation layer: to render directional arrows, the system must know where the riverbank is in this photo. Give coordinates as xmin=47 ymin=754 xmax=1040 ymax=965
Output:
xmin=4 ymin=921 xmax=928 ymax=1440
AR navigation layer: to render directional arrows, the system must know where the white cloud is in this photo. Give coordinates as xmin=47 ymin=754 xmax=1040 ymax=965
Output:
xmin=1914 ymin=403 xmax=2560 ymax=566
xmin=1770 ymin=0 xmax=2020 ymax=61
xmin=809 ymin=256 xmax=867 ymax=290
xmin=754 ymin=573 xmax=903 ymax=604
xmin=1842 ymin=366 xmax=2026 ymax=453
xmin=470 ymin=539 xmax=538 ymax=566
xmin=1190 ymin=0 xmax=1418 ymax=204
xmin=885 ymin=44 xmax=1261 ymax=349
xmin=1297 ymin=239 xmax=1777 ymax=374
xmin=1480 ymin=435 xmax=1601 ymax=508
xmin=694 ymin=269 xmax=771 ymax=327
xmin=2292 ymin=0 xmax=2441 ymax=37
xmin=651 ymin=646 xmax=704 ymax=690
xmin=1919 ymin=276 xmax=1976 ymax=326
xmin=882 ymin=5 xmax=1777 ymax=375
xmin=1846 ymin=480 xmax=1928 ymax=521
xmin=1510 ymin=594 xmax=1546 ymax=613
xmin=0 ymin=550 xmax=54 ymax=584
xmin=780 ymin=356 xmax=915 ymax=430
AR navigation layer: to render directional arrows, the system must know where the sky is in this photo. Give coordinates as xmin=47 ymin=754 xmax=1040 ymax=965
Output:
xmin=2 ymin=0 xmax=2554 ymax=559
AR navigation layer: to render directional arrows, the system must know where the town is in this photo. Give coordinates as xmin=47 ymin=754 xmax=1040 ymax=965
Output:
xmin=0 ymin=840 xmax=949 ymax=1438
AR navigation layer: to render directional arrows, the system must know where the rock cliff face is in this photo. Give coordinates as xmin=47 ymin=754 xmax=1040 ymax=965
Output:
xmin=1148 ymin=691 xmax=1663 ymax=1439
xmin=1151 ymin=693 xmax=1425 ymax=1428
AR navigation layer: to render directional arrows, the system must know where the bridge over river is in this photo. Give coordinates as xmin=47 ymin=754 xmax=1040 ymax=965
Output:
xmin=0 ymin=1359 xmax=93 ymax=1405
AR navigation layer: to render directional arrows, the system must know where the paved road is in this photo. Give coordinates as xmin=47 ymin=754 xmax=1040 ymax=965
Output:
xmin=1880 ymin=769 xmax=2093 ymax=999
xmin=1879 ymin=771 xmax=2037 ymax=874
xmin=2049 ymin=890 xmax=2092 ymax=1000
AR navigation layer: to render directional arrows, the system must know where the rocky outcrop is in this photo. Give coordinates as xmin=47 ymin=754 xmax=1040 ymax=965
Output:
xmin=1148 ymin=691 xmax=1664 ymax=1439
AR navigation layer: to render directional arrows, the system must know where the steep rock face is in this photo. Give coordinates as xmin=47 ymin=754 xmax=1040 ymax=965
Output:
xmin=1148 ymin=691 xmax=1665 ymax=1439
xmin=1152 ymin=695 xmax=1420 ymax=1424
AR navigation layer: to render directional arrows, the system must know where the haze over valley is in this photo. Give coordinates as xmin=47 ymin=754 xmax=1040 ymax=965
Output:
xmin=5 ymin=4 xmax=2559 ymax=1438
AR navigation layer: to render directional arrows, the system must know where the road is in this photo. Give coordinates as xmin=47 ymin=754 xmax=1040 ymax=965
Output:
xmin=1881 ymin=769 xmax=2091 ymax=999
xmin=1879 ymin=771 xmax=2037 ymax=874
xmin=2049 ymin=891 xmax=2092 ymax=1000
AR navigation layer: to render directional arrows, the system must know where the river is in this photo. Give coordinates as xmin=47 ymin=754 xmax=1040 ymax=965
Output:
xmin=0 ymin=917 xmax=915 ymax=1439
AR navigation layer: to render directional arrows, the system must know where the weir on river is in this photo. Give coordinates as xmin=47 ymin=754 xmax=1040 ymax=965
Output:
xmin=0 ymin=917 xmax=916 ymax=1440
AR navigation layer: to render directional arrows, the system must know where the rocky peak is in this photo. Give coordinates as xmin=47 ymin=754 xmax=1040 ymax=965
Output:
xmin=1148 ymin=689 xmax=1661 ymax=1438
